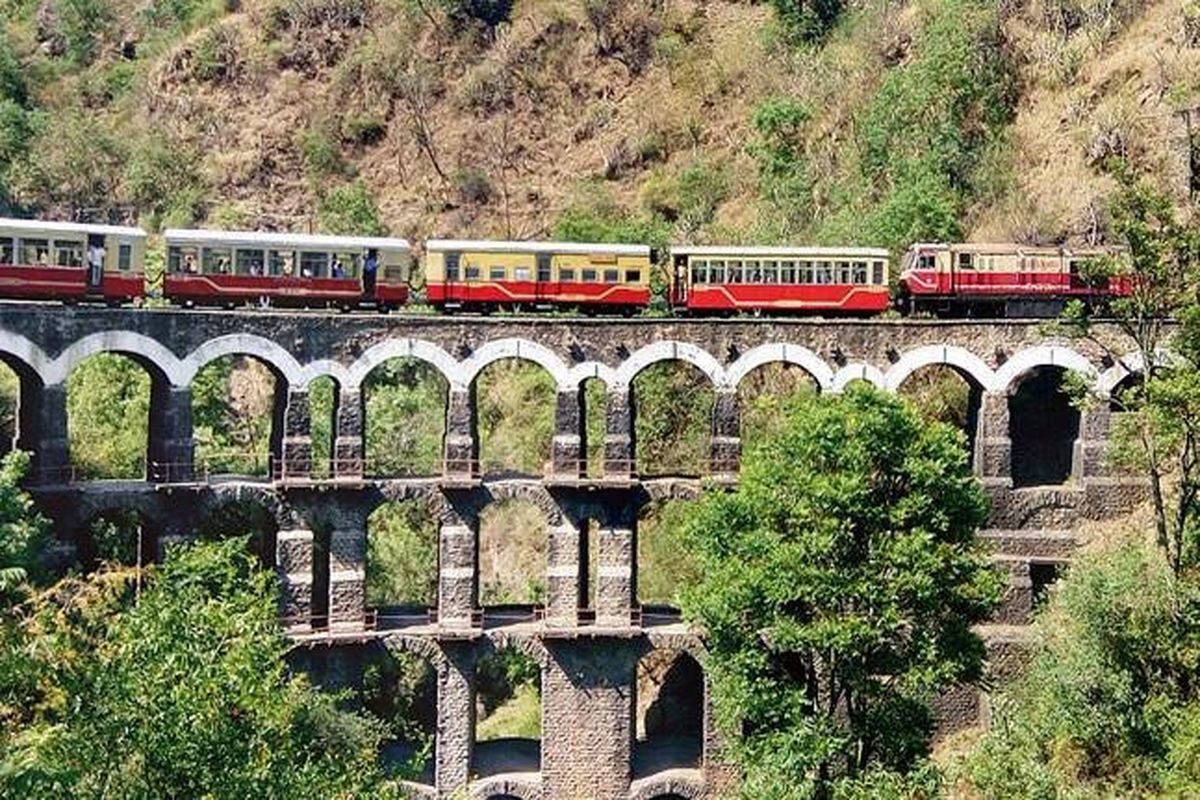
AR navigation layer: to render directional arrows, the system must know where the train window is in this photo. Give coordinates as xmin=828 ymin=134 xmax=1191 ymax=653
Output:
xmin=466 ymin=266 xmax=481 ymax=280
xmin=727 ymin=260 xmax=743 ymax=284
xmin=690 ymin=259 xmax=706 ymax=284
xmin=445 ymin=252 xmax=460 ymax=280
xmin=204 ymin=248 xmax=232 ymax=275
xmin=872 ymin=261 xmax=885 ymax=284
xmin=237 ymin=249 xmax=266 ymax=276
xmin=271 ymin=249 xmax=298 ymax=276
xmin=624 ymin=269 xmax=641 ymax=283
xmin=22 ymin=239 xmax=49 ymax=266
xmin=54 ymin=240 xmax=83 ymax=267
xmin=559 ymin=268 xmax=575 ymax=282
xmin=706 ymin=260 xmax=723 ymax=283
xmin=780 ymin=260 xmax=797 ymax=284
xmin=514 ymin=267 xmax=531 ymax=281
xmin=0 ymin=238 xmax=13 ymax=264
xmin=331 ymin=253 xmax=357 ymax=278
xmin=957 ymin=252 xmax=973 ymax=270
xmin=582 ymin=269 xmax=597 ymax=282
xmin=300 ymin=251 xmax=328 ymax=278
xmin=118 ymin=244 xmax=132 ymax=271
xmin=761 ymin=261 xmax=778 ymax=284
xmin=604 ymin=269 xmax=619 ymax=283
xmin=835 ymin=262 xmax=852 ymax=283
xmin=746 ymin=262 xmax=762 ymax=283
xmin=489 ymin=266 xmax=506 ymax=280
xmin=536 ymin=253 xmax=552 ymax=282
xmin=852 ymin=262 xmax=867 ymax=284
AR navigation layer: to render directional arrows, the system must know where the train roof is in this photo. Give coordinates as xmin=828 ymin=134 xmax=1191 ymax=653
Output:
xmin=425 ymin=239 xmax=651 ymax=256
xmin=909 ymin=242 xmax=1121 ymax=254
xmin=670 ymin=245 xmax=890 ymax=258
xmin=0 ymin=217 xmax=146 ymax=238
xmin=164 ymin=228 xmax=411 ymax=250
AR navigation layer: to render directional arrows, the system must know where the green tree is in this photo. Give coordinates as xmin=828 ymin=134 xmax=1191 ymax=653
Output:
xmin=317 ymin=181 xmax=386 ymax=236
xmin=749 ymin=98 xmax=814 ymax=233
xmin=768 ymin=0 xmax=843 ymax=44
xmin=0 ymin=539 xmax=404 ymax=797
xmin=0 ymin=452 xmax=49 ymax=600
xmin=1060 ymin=170 xmax=1200 ymax=575
xmin=679 ymin=387 xmax=1002 ymax=796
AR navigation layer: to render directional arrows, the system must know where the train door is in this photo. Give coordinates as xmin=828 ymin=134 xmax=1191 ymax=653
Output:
xmin=535 ymin=252 xmax=552 ymax=306
xmin=444 ymin=251 xmax=461 ymax=306
xmin=951 ymin=250 xmax=973 ymax=296
xmin=85 ymin=234 xmax=105 ymax=293
xmin=671 ymin=253 xmax=688 ymax=307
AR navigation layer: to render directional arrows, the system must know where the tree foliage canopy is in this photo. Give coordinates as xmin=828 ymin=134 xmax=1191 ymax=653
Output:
xmin=679 ymin=387 xmax=1001 ymax=797
xmin=0 ymin=539 xmax=403 ymax=799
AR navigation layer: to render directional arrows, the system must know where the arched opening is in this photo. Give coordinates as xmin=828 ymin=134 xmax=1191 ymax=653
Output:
xmin=0 ymin=360 xmax=18 ymax=455
xmin=737 ymin=362 xmax=818 ymax=453
xmin=633 ymin=362 xmax=714 ymax=477
xmin=634 ymin=649 xmax=703 ymax=777
xmin=366 ymin=500 xmax=438 ymax=622
xmin=363 ymin=358 xmax=448 ymax=478
xmin=637 ymin=500 xmax=699 ymax=612
xmin=897 ymin=364 xmax=983 ymax=461
xmin=195 ymin=497 xmax=279 ymax=571
xmin=479 ymin=499 xmax=547 ymax=614
xmin=584 ymin=377 xmax=607 ymax=478
xmin=473 ymin=644 xmax=542 ymax=778
xmin=66 ymin=353 xmax=153 ymax=480
xmin=76 ymin=508 xmax=155 ymax=572
xmin=307 ymin=376 xmax=337 ymax=479
xmin=368 ymin=648 xmax=438 ymax=785
xmin=192 ymin=355 xmax=283 ymax=479
xmin=1009 ymin=366 xmax=1080 ymax=488
xmin=476 ymin=359 xmax=556 ymax=478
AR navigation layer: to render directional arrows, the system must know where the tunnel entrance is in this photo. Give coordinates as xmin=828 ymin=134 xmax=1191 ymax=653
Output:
xmin=1009 ymin=367 xmax=1080 ymax=488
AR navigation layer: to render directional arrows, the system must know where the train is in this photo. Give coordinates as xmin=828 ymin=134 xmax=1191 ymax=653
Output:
xmin=0 ymin=218 xmax=1127 ymax=317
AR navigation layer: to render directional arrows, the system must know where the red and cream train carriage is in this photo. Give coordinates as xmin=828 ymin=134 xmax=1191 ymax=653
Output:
xmin=669 ymin=245 xmax=892 ymax=315
xmin=424 ymin=239 xmax=653 ymax=313
xmin=899 ymin=242 xmax=1127 ymax=317
xmin=0 ymin=218 xmax=146 ymax=303
xmin=163 ymin=229 xmax=412 ymax=309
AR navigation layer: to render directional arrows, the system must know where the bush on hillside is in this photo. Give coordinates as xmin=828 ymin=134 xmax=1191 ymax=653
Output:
xmin=769 ymin=0 xmax=844 ymax=44
xmin=317 ymin=181 xmax=386 ymax=236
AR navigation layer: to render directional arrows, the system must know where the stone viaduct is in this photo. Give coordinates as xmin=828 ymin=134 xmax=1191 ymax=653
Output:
xmin=0 ymin=305 xmax=1154 ymax=800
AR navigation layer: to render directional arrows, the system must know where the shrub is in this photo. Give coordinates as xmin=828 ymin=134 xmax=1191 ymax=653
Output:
xmin=769 ymin=0 xmax=844 ymax=44
xmin=442 ymin=0 xmax=514 ymax=31
xmin=297 ymin=120 xmax=349 ymax=183
xmin=553 ymin=182 xmax=671 ymax=246
xmin=749 ymin=98 xmax=814 ymax=229
xmin=583 ymin=0 xmax=665 ymax=74
xmin=123 ymin=133 xmax=205 ymax=230
xmin=192 ymin=23 xmax=243 ymax=83
xmin=454 ymin=166 xmax=493 ymax=205
xmin=317 ymin=181 xmax=386 ymax=235
xmin=52 ymin=0 xmax=113 ymax=65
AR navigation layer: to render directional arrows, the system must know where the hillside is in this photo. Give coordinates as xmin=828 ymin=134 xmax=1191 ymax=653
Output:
xmin=2 ymin=0 xmax=1197 ymax=249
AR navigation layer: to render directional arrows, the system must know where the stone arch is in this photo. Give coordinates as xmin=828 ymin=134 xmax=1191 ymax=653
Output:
xmin=0 ymin=343 xmax=48 ymax=458
xmin=629 ymin=784 xmax=704 ymax=800
xmin=565 ymin=361 xmax=618 ymax=390
xmin=472 ymin=782 xmax=542 ymax=800
xmin=347 ymin=338 xmax=463 ymax=390
xmin=180 ymin=333 xmax=304 ymax=388
xmin=633 ymin=646 xmax=704 ymax=779
xmin=1008 ymin=365 xmax=1081 ymax=488
xmin=830 ymin=363 xmax=886 ymax=392
xmin=726 ymin=343 xmax=834 ymax=391
xmin=44 ymin=331 xmax=185 ymax=387
xmin=472 ymin=635 xmax=545 ymax=783
xmin=296 ymin=359 xmax=352 ymax=391
xmin=1095 ymin=349 xmax=1178 ymax=398
xmin=478 ymin=489 xmax=553 ymax=609
xmin=462 ymin=339 xmax=572 ymax=390
xmin=884 ymin=344 xmax=996 ymax=393
xmin=994 ymin=345 xmax=1095 ymax=394
xmin=473 ymin=356 xmax=559 ymax=479
xmin=0 ymin=330 xmax=51 ymax=383
xmin=194 ymin=484 xmax=285 ymax=567
xmin=75 ymin=505 xmax=158 ymax=570
xmin=365 ymin=497 xmax=440 ymax=611
xmin=359 ymin=354 xmax=449 ymax=479
xmin=613 ymin=342 xmax=725 ymax=390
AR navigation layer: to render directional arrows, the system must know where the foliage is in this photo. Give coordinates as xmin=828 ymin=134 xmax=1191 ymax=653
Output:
xmin=317 ymin=180 xmax=386 ymax=236
xmin=298 ymin=119 xmax=350 ymax=185
xmin=748 ymin=99 xmax=814 ymax=232
xmin=479 ymin=499 xmax=546 ymax=604
xmin=954 ymin=537 xmax=1200 ymax=797
xmin=192 ymin=357 xmax=276 ymax=476
xmin=366 ymin=501 xmax=438 ymax=606
xmin=441 ymin=0 xmax=514 ymax=31
xmin=52 ymin=0 xmax=114 ymax=66
xmin=639 ymin=158 xmax=729 ymax=231
xmin=634 ymin=362 xmax=714 ymax=476
xmin=582 ymin=0 xmax=665 ymax=75
xmin=476 ymin=360 xmax=555 ymax=477
xmin=552 ymin=183 xmax=672 ymax=247
xmin=0 ymin=539 xmax=404 ymax=797
xmin=1059 ymin=170 xmax=1200 ymax=575
xmin=0 ymin=452 xmax=49 ymax=600
xmin=475 ymin=646 xmax=541 ymax=739
xmin=679 ymin=386 xmax=1001 ymax=795
xmin=66 ymin=354 xmax=151 ymax=480
xmin=364 ymin=359 xmax=447 ymax=476
xmin=768 ymin=0 xmax=843 ymax=45
xmin=123 ymin=132 xmax=206 ymax=230
xmin=637 ymin=500 xmax=701 ymax=605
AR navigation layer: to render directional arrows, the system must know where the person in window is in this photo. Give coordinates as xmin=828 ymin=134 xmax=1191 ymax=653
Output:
xmin=363 ymin=249 xmax=379 ymax=297
xmin=217 ymin=257 xmax=230 ymax=275
xmin=332 ymin=256 xmax=345 ymax=279
xmin=301 ymin=263 xmax=313 ymax=278
xmin=184 ymin=253 xmax=198 ymax=274
xmin=281 ymin=256 xmax=294 ymax=277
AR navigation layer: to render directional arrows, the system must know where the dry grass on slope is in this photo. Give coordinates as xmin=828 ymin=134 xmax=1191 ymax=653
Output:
xmin=134 ymin=0 xmax=785 ymax=238
xmin=969 ymin=0 xmax=1200 ymax=244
